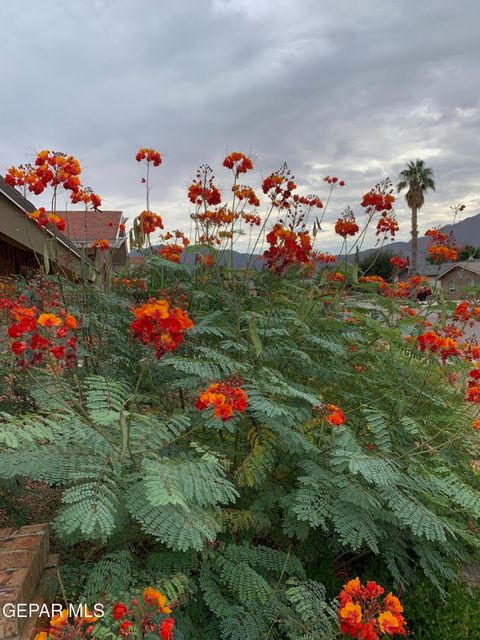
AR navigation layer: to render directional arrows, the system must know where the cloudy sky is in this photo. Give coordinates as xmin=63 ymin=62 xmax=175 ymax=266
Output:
xmin=1 ymin=0 xmax=479 ymax=252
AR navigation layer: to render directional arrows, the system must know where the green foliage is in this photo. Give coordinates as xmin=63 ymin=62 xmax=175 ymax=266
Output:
xmin=359 ymin=250 xmax=393 ymax=280
xmin=0 ymin=257 xmax=479 ymax=637
xmin=404 ymin=578 xmax=480 ymax=639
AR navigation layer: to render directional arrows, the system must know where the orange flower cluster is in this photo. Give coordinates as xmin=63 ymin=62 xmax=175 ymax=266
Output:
xmin=5 ymin=150 xmax=81 ymax=196
xmin=159 ymin=245 xmax=183 ymax=263
xmin=417 ymin=331 xmax=459 ymax=360
xmin=376 ymin=214 xmax=399 ymax=240
xmin=325 ymin=404 xmax=346 ymax=426
xmin=7 ymin=305 xmax=77 ymax=368
xmin=426 ymin=228 xmax=458 ymax=264
xmin=195 ymin=254 xmax=214 ymax=267
xmin=130 ymin=298 xmax=193 ymax=358
xmin=361 ymin=181 xmax=399 ymax=240
xmin=453 ymin=301 xmax=480 ymax=324
xmin=196 ymin=380 xmax=248 ymax=421
xmin=263 ymin=164 xmax=323 ymax=215
xmin=339 ymin=578 xmax=406 ymax=639
xmin=188 ymin=181 xmax=222 ymax=206
xmin=114 ymin=277 xmax=147 ymax=290
xmin=264 ymin=224 xmax=317 ymax=273
xmin=196 ymin=209 xmax=237 ymax=225
xmin=326 ymin=271 xmax=345 ymax=283
xmin=139 ymin=210 xmax=164 ymax=235
xmin=70 ymin=186 xmax=102 ymax=210
xmin=296 ymin=194 xmax=324 ymax=208
xmin=317 ymin=253 xmax=336 ymax=264
xmin=361 ymin=191 xmax=395 ymax=212
xmin=223 ymin=151 xmax=254 ymax=175
xmin=232 ymin=184 xmax=260 ymax=206
xmin=112 ymin=588 xmax=174 ymax=640
xmin=262 ymin=168 xmax=298 ymax=210
xmin=28 ymin=208 xmax=66 ymax=232
xmin=135 ymin=148 xmax=162 ymax=166
xmin=6 ymin=151 xmax=101 ymax=209
xmin=92 ymin=239 xmax=109 ymax=250
xmin=33 ymin=606 xmax=98 ymax=640
xmin=242 ymin=212 xmax=262 ymax=226
xmin=158 ymin=230 xmax=190 ymax=262
xmin=335 ymin=209 xmax=359 ymax=238
xmin=390 ymin=255 xmax=409 ymax=271
xmin=466 ymin=367 xmax=480 ymax=403
xmin=428 ymin=245 xmax=458 ymax=263
xmin=359 ymin=275 xmax=386 ymax=285
xmin=381 ymin=276 xmax=427 ymax=299
xmin=323 ymin=175 xmax=346 ymax=186
xmin=400 ymin=306 xmax=417 ymax=318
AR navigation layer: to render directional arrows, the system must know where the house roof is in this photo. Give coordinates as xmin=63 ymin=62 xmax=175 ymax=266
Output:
xmin=0 ymin=176 xmax=82 ymax=258
xmin=437 ymin=260 xmax=480 ymax=278
xmin=53 ymin=211 xmax=126 ymax=247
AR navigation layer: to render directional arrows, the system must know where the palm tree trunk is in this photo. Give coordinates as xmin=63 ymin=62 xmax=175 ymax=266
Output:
xmin=411 ymin=205 xmax=418 ymax=275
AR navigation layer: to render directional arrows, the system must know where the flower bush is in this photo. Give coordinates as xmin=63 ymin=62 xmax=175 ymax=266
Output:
xmin=1 ymin=148 xmax=480 ymax=639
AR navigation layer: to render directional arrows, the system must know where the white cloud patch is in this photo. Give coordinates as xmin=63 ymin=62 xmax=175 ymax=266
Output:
xmin=0 ymin=0 xmax=479 ymax=253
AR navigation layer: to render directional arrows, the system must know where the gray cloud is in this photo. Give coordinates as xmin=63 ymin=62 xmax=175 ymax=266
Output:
xmin=1 ymin=0 xmax=479 ymax=252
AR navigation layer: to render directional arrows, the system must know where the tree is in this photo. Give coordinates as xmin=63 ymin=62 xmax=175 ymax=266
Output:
xmin=359 ymin=250 xmax=393 ymax=280
xmin=397 ymin=159 xmax=436 ymax=275
xmin=458 ymin=245 xmax=480 ymax=261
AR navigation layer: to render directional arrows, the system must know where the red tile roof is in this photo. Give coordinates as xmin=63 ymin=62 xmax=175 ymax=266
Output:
xmin=52 ymin=211 xmax=124 ymax=244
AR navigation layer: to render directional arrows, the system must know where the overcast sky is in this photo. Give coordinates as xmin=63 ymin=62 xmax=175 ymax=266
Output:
xmin=1 ymin=0 xmax=479 ymax=252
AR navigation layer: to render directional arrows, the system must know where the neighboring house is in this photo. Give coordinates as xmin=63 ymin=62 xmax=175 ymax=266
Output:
xmin=435 ymin=260 xmax=480 ymax=298
xmin=420 ymin=263 xmax=448 ymax=288
xmin=0 ymin=175 xmax=86 ymax=279
xmin=55 ymin=210 xmax=128 ymax=271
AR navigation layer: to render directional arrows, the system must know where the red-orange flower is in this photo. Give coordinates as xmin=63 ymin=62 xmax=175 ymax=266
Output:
xmin=28 ymin=208 xmax=66 ymax=232
xmin=142 ymin=588 xmax=172 ymax=614
xmin=376 ymin=214 xmax=399 ymax=240
xmin=390 ymin=255 xmax=409 ymax=271
xmin=188 ymin=181 xmax=222 ymax=206
xmin=323 ymin=176 xmax=346 ymax=187
xmin=92 ymin=239 xmax=110 ymax=250
xmin=223 ymin=151 xmax=254 ymax=175
xmin=359 ymin=275 xmax=386 ymax=286
xmin=232 ymin=184 xmax=260 ymax=207
xmin=112 ymin=603 xmax=129 ymax=620
xmin=426 ymin=228 xmax=458 ymax=263
xmin=325 ymin=404 xmax=346 ymax=426
xmin=136 ymin=148 xmax=162 ymax=166
xmin=138 ymin=211 xmax=164 ymax=235
xmin=196 ymin=381 xmax=248 ymax=421
xmin=38 ymin=313 xmax=62 ymax=328
xmin=335 ymin=209 xmax=359 ymax=238
xmin=160 ymin=618 xmax=174 ymax=640
xmin=338 ymin=579 xmax=406 ymax=639
xmin=130 ymin=299 xmax=193 ymax=358
xmin=264 ymin=224 xmax=319 ymax=273
xmin=417 ymin=331 xmax=459 ymax=360
xmin=361 ymin=190 xmax=395 ymax=211
xmin=326 ymin=271 xmax=345 ymax=283
xmin=196 ymin=254 xmax=214 ymax=267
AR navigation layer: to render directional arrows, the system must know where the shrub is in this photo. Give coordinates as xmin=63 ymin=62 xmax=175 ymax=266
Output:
xmin=1 ymin=148 xmax=479 ymax=638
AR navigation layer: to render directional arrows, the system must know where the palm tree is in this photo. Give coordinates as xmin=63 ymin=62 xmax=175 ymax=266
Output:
xmin=397 ymin=159 xmax=436 ymax=274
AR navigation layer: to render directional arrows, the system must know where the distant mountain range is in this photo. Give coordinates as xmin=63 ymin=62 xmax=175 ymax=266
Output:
xmin=132 ymin=212 xmax=480 ymax=272
xmin=353 ymin=212 xmax=480 ymax=273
